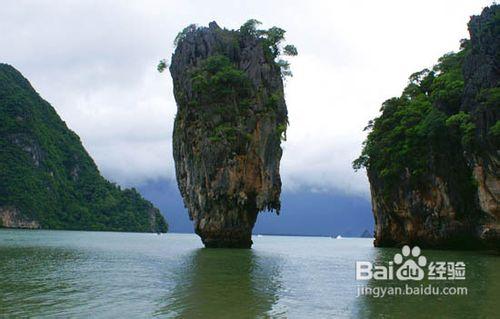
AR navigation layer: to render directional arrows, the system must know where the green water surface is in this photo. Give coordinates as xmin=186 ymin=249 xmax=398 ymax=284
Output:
xmin=0 ymin=230 xmax=498 ymax=318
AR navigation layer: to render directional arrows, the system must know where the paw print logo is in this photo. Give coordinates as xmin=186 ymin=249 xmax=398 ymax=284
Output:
xmin=394 ymin=245 xmax=427 ymax=281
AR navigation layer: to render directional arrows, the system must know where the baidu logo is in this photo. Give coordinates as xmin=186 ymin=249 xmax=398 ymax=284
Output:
xmin=356 ymin=245 xmax=465 ymax=281
xmin=394 ymin=245 xmax=426 ymax=281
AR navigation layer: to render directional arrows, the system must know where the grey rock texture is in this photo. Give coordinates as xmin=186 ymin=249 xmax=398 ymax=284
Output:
xmin=170 ymin=22 xmax=287 ymax=248
xmin=462 ymin=5 xmax=499 ymax=245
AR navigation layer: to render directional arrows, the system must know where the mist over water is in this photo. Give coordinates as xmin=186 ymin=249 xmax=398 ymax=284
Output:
xmin=0 ymin=230 xmax=498 ymax=318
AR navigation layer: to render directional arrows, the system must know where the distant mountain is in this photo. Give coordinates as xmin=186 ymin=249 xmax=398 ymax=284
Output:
xmin=254 ymin=190 xmax=374 ymax=237
xmin=360 ymin=229 xmax=372 ymax=238
xmin=138 ymin=179 xmax=373 ymax=237
xmin=0 ymin=64 xmax=168 ymax=232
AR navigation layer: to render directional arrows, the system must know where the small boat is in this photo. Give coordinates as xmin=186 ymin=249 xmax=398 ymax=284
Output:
xmin=336 ymin=235 xmax=343 ymax=239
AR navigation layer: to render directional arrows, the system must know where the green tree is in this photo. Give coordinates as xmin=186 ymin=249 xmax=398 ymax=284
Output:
xmin=157 ymin=59 xmax=168 ymax=73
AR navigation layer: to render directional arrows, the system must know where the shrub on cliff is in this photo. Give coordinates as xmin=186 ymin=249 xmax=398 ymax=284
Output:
xmin=240 ymin=21 xmax=298 ymax=77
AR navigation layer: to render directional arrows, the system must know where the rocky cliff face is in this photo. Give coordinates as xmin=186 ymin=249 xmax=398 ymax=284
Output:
xmin=357 ymin=5 xmax=499 ymax=249
xmin=462 ymin=5 xmax=499 ymax=244
xmin=0 ymin=207 xmax=40 ymax=229
xmin=170 ymin=22 xmax=288 ymax=248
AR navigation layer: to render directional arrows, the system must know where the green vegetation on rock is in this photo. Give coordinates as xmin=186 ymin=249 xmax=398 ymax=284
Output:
xmin=489 ymin=120 xmax=500 ymax=139
xmin=165 ymin=19 xmax=296 ymax=152
xmin=238 ymin=20 xmax=298 ymax=77
xmin=191 ymin=55 xmax=252 ymax=105
xmin=178 ymin=20 xmax=296 ymax=151
xmin=0 ymin=64 xmax=168 ymax=232
xmin=163 ymin=19 xmax=298 ymax=79
xmin=353 ymin=44 xmax=478 ymax=197
xmin=353 ymin=4 xmax=499 ymax=249
xmin=189 ymin=54 xmax=254 ymax=148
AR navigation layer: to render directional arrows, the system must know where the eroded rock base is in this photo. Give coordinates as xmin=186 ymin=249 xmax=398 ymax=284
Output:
xmin=194 ymin=209 xmax=258 ymax=248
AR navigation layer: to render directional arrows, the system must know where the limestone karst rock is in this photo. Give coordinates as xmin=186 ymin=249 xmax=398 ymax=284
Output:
xmin=461 ymin=5 xmax=499 ymax=245
xmin=169 ymin=22 xmax=290 ymax=248
xmin=356 ymin=4 xmax=499 ymax=249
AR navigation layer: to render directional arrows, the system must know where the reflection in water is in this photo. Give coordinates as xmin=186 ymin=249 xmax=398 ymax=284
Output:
xmin=156 ymin=248 xmax=283 ymax=318
xmin=1 ymin=231 xmax=498 ymax=318
xmin=355 ymin=248 xmax=500 ymax=319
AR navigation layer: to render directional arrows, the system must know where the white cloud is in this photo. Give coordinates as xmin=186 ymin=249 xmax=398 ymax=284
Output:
xmin=0 ymin=0 xmax=493 ymax=197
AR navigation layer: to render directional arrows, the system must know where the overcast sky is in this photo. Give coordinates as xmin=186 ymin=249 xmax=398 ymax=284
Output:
xmin=0 ymin=0 xmax=493 ymax=197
